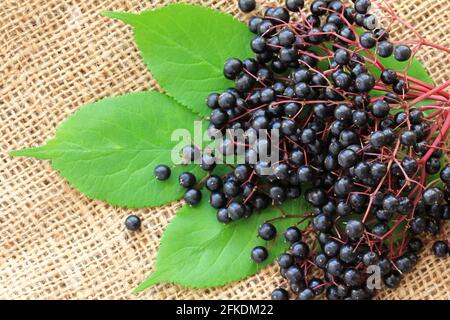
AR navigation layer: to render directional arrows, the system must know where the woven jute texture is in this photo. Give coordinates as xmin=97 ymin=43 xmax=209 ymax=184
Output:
xmin=1 ymin=0 xmax=449 ymax=300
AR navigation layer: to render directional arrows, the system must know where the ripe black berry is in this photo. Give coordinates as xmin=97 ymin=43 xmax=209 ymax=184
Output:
xmin=251 ymin=246 xmax=268 ymax=263
xmin=258 ymin=222 xmax=277 ymax=240
xmin=154 ymin=164 xmax=171 ymax=181
xmin=271 ymin=288 xmax=289 ymax=300
xmin=394 ymin=45 xmax=412 ymax=61
xmin=355 ymin=0 xmax=371 ymax=14
xmin=228 ymin=202 xmax=246 ymax=220
xmin=298 ymin=288 xmax=315 ymax=300
xmin=423 ymin=187 xmax=444 ymax=205
xmin=217 ymin=208 xmax=230 ymax=224
xmin=360 ymin=32 xmax=376 ymax=48
xmin=291 ymin=241 xmax=310 ymax=259
xmin=278 ymin=253 xmax=294 ymax=269
xmin=286 ymin=0 xmax=304 ymax=12
xmin=432 ymin=241 xmax=448 ymax=257
xmin=179 ymin=172 xmax=196 ymax=188
xmin=356 ymin=73 xmax=375 ymax=92
xmin=345 ymin=219 xmax=365 ymax=239
xmin=334 ymin=49 xmax=350 ymax=65
xmin=238 ymin=0 xmax=256 ymax=13
xmin=284 ymin=226 xmax=302 ymax=243
xmin=377 ymin=41 xmax=394 ymax=58
xmin=210 ymin=192 xmax=227 ymax=209
xmin=184 ymin=188 xmax=202 ymax=205
xmin=125 ymin=215 xmax=141 ymax=231
xmin=400 ymin=130 xmax=417 ymax=146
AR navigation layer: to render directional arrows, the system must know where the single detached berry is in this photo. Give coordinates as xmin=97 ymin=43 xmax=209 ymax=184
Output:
xmin=238 ymin=0 xmax=256 ymax=13
xmin=432 ymin=241 xmax=448 ymax=257
xmin=258 ymin=222 xmax=277 ymax=240
xmin=154 ymin=165 xmax=171 ymax=181
xmin=125 ymin=215 xmax=141 ymax=231
xmin=251 ymin=246 xmax=268 ymax=263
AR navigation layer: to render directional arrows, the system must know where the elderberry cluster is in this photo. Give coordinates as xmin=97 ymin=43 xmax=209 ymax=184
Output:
xmin=154 ymin=0 xmax=450 ymax=299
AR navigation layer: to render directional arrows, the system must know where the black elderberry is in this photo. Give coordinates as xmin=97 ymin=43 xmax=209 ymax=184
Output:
xmin=393 ymin=79 xmax=409 ymax=94
xmin=251 ymin=246 xmax=268 ymax=263
xmin=286 ymin=265 xmax=304 ymax=283
xmin=360 ymin=32 xmax=376 ymax=49
xmin=356 ymin=73 xmax=375 ymax=92
xmin=400 ymin=130 xmax=417 ymax=146
xmin=333 ymin=71 xmax=352 ymax=90
xmin=184 ymin=188 xmax=202 ymax=205
xmin=345 ymin=219 xmax=364 ymax=239
xmin=324 ymin=240 xmax=341 ymax=258
xmin=248 ymin=16 xmax=263 ymax=34
xmin=179 ymin=172 xmax=196 ymax=188
xmin=258 ymin=222 xmax=277 ymax=241
xmin=354 ymin=0 xmax=371 ymax=14
xmin=362 ymin=14 xmax=377 ymax=31
xmin=223 ymin=58 xmax=242 ymax=80
xmin=154 ymin=164 xmax=171 ymax=181
xmin=298 ymin=165 xmax=314 ymax=183
xmin=291 ymin=241 xmax=310 ymax=259
xmin=217 ymin=208 xmax=230 ymax=224
xmin=327 ymin=258 xmax=344 ymax=276
xmin=426 ymin=157 xmax=441 ymax=174
xmin=432 ymin=240 xmax=448 ymax=257
xmin=315 ymin=253 xmax=329 ymax=269
xmin=376 ymin=41 xmax=394 ymax=58
xmin=269 ymin=7 xmax=290 ymax=24
xmin=206 ymin=175 xmax=222 ymax=192
xmin=305 ymin=188 xmax=328 ymax=207
xmin=286 ymin=0 xmax=304 ymax=12
xmin=284 ymin=226 xmax=302 ymax=243
xmin=271 ymin=288 xmax=289 ymax=300
xmin=251 ymin=36 xmax=267 ymax=54
xmin=298 ymin=288 xmax=315 ymax=300
xmin=206 ymin=93 xmax=220 ymax=109
xmin=423 ymin=187 xmax=444 ymax=205
xmin=395 ymin=255 xmax=413 ymax=273
xmin=333 ymin=176 xmax=354 ymax=196
xmin=312 ymin=213 xmax=333 ymax=233
xmin=380 ymin=70 xmax=397 ymax=86
xmin=334 ymin=48 xmax=350 ymax=65
xmin=343 ymin=268 xmax=363 ymax=286
xmin=269 ymin=185 xmax=286 ymax=203
xmin=210 ymin=192 xmax=227 ymax=209
xmin=394 ymin=44 xmax=412 ymax=61
xmin=218 ymin=92 xmax=236 ymax=109
xmin=337 ymin=148 xmax=358 ymax=168
xmin=326 ymin=285 xmax=340 ymax=300
xmin=278 ymin=253 xmax=294 ymax=269
xmin=308 ymin=278 xmax=325 ymax=295
xmin=310 ymin=0 xmax=327 ymax=16
xmin=407 ymin=237 xmax=423 ymax=253
xmin=228 ymin=202 xmax=246 ymax=220
xmin=125 ymin=215 xmax=141 ymax=231
xmin=383 ymin=272 xmax=401 ymax=289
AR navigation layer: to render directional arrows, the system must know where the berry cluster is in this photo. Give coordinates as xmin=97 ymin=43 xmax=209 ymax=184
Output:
xmin=154 ymin=0 xmax=450 ymax=299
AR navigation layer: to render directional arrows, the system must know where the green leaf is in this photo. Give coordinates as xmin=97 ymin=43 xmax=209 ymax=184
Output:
xmin=103 ymin=4 xmax=254 ymax=117
xmin=10 ymin=91 xmax=206 ymax=208
xmin=135 ymin=199 xmax=310 ymax=292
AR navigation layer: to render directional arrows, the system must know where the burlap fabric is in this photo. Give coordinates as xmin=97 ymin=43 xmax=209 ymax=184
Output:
xmin=1 ymin=0 xmax=449 ymax=299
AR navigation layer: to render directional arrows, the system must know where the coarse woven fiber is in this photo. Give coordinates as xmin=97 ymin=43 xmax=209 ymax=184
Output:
xmin=1 ymin=0 xmax=449 ymax=300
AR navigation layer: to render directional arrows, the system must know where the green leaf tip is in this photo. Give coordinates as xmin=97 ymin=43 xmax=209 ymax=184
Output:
xmin=101 ymin=11 xmax=139 ymax=25
xmin=133 ymin=273 xmax=163 ymax=294
xmin=9 ymin=146 xmax=51 ymax=159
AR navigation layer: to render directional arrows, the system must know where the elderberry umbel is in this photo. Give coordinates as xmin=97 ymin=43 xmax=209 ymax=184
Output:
xmin=153 ymin=0 xmax=450 ymax=299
